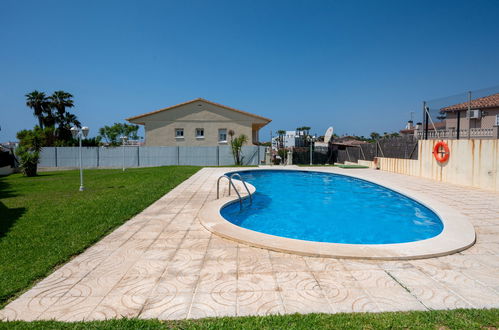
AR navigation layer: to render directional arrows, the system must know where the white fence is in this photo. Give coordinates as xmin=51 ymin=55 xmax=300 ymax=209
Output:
xmin=39 ymin=146 xmax=266 ymax=168
xmin=416 ymin=128 xmax=497 ymax=140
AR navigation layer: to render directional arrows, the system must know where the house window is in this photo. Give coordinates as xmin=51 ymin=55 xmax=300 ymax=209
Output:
xmin=175 ymin=128 xmax=184 ymax=138
xmin=195 ymin=128 xmax=204 ymax=138
xmin=218 ymin=129 xmax=227 ymax=142
xmin=496 ymin=114 xmax=499 ymax=126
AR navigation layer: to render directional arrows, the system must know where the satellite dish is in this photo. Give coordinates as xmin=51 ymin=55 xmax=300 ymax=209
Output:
xmin=324 ymin=127 xmax=334 ymax=143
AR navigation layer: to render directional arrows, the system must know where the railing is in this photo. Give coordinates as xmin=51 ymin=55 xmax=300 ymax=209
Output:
xmin=229 ymin=173 xmax=253 ymax=204
xmin=416 ymin=128 xmax=496 ymax=140
xmin=216 ymin=174 xmax=252 ymax=208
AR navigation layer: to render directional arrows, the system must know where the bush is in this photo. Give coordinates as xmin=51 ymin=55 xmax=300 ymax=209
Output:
xmin=16 ymin=127 xmax=45 ymax=176
xmin=230 ymin=134 xmax=248 ymax=165
xmin=16 ymin=146 xmax=39 ymax=176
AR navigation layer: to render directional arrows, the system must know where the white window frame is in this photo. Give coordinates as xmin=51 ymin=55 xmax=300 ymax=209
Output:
xmin=175 ymin=128 xmax=184 ymax=139
xmin=218 ymin=129 xmax=227 ymax=143
xmin=195 ymin=128 xmax=204 ymax=139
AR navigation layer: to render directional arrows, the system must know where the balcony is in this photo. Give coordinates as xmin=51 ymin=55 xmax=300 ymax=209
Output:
xmin=415 ymin=127 xmax=498 ymax=140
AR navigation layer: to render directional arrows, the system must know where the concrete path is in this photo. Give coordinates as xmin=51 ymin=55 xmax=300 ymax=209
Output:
xmin=1 ymin=167 xmax=498 ymax=321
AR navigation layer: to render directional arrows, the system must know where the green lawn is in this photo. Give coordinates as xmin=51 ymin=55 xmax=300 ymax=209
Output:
xmin=0 ymin=166 xmax=200 ymax=307
xmin=1 ymin=309 xmax=498 ymax=329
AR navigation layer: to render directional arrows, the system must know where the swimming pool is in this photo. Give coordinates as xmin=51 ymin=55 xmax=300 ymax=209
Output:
xmin=221 ymin=170 xmax=443 ymax=245
xmin=200 ymin=168 xmax=475 ymax=259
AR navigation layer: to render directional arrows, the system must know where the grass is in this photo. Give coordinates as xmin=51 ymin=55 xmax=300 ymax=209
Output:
xmin=0 ymin=166 xmax=200 ymax=307
xmin=1 ymin=309 xmax=498 ymax=329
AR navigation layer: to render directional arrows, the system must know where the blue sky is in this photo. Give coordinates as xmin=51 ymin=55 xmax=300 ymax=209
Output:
xmin=1 ymin=0 xmax=499 ymax=141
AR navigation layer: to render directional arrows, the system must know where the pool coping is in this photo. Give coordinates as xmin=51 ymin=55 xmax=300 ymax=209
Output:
xmin=199 ymin=167 xmax=476 ymax=260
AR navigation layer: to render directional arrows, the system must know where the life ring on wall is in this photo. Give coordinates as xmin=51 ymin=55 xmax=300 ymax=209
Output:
xmin=432 ymin=141 xmax=450 ymax=163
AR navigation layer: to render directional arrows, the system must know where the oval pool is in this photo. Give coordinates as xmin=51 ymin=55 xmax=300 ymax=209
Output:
xmin=221 ymin=170 xmax=444 ymax=244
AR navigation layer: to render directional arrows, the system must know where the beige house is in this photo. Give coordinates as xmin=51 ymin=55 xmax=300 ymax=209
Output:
xmin=442 ymin=93 xmax=499 ymax=130
xmin=126 ymin=98 xmax=271 ymax=146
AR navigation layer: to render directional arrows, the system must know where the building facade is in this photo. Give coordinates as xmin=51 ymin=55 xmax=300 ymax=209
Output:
xmin=126 ymin=98 xmax=271 ymax=146
xmin=442 ymin=93 xmax=499 ymax=131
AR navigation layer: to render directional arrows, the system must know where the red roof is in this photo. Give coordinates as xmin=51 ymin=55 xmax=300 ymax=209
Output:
xmin=441 ymin=93 xmax=499 ymax=112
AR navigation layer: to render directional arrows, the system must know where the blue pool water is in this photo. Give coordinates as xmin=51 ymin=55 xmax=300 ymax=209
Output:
xmin=220 ymin=170 xmax=443 ymax=244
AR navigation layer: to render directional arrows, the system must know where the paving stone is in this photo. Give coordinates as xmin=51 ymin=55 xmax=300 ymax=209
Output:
xmin=2 ymin=167 xmax=498 ymax=321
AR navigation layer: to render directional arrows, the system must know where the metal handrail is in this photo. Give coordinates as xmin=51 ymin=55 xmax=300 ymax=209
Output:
xmin=230 ymin=173 xmax=252 ymax=204
xmin=217 ymin=175 xmax=243 ymax=207
xmin=216 ymin=174 xmax=252 ymax=208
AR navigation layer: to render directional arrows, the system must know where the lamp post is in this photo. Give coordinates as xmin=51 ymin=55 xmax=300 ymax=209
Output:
xmin=307 ymin=135 xmax=317 ymax=166
xmin=120 ymin=135 xmax=128 ymax=171
xmin=71 ymin=126 xmax=90 ymax=191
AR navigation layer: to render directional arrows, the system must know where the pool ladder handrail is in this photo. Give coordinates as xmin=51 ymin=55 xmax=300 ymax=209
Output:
xmin=217 ymin=174 xmax=253 ymax=208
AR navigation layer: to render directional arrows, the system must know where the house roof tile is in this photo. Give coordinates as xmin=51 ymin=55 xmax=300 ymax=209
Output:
xmin=441 ymin=93 xmax=499 ymax=112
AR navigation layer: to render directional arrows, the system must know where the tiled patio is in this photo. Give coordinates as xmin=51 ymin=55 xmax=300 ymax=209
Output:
xmin=1 ymin=167 xmax=498 ymax=322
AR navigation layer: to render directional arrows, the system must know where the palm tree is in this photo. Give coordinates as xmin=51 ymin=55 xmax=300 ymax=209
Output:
xmin=57 ymin=112 xmax=81 ymax=141
xmin=50 ymin=91 xmax=74 ymax=117
xmin=49 ymin=91 xmax=77 ymax=141
xmin=25 ymin=91 xmax=50 ymax=128
xmin=230 ymin=134 xmax=248 ymax=165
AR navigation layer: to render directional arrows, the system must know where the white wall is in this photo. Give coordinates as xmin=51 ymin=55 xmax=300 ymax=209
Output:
xmin=378 ymin=139 xmax=499 ymax=192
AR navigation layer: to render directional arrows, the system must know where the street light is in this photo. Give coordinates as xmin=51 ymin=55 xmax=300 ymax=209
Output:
xmin=307 ymin=135 xmax=317 ymax=166
xmin=120 ymin=135 xmax=128 ymax=172
xmin=71 ymin=126 xmax=90 ymax=191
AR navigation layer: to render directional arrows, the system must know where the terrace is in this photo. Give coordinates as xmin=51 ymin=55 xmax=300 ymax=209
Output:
xmin=1 ymin=166 xmax=498 ymax=322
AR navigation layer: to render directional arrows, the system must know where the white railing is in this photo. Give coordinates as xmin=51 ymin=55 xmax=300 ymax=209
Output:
xmin=416 ymin=128 xmax=495 ymax=139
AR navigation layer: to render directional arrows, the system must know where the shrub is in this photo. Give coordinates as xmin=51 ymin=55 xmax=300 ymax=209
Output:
xmin=229 ymin=132 xmax=248 ymax=165
xmin=16 ymin=146 xmax=39 ymax=177
xmin=16 ymin=127 xmax=45 ymax=176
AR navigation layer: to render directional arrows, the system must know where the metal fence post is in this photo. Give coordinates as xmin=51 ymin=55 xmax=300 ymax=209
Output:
xmin=177 ymin=146 xmax=180 ymax=165
xmin=217 ymin=146 xmax=220 ymax=166
xmin=456 ymin=111 xmax=461 ymax=140
xmin=55 ymin=147 xmax=58 ymax=167
xmin=137 ymin=146 xmax=140 ymax=167
xmin=423 ymin=101 xmax=429 ymax=140
xmin=467 ymin=91 xmax=472 ymax=139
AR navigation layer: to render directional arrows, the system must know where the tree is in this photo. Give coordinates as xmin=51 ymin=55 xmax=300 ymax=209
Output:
xmin=25 ymin=91 xmax=50 ymax=128
xmin=48 ymin=91 xmax=80 ymax=141
xmin=15 ymin=127 xmax=55 ymax=176
xmin=296 ymin=126 xmax=311 ymax=136
xmin=26 ymin=90 xmax=81 ymax=144
xmin=370 ymin=132 xmax=380 ymax=141
xmin=99 ymin=123 xmax=139 ymax=145
xmin=57 ymin=112 xmax=81 ymax=142
xmin=50 ymin=91 xmax=74 ymax=117
xmin=228 ymin=131 xmax=248 ymax=165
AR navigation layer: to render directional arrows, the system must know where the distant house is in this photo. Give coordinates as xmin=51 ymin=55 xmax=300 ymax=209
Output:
xmin=272 ymin=130 xmax=307 ymax=150
xmin=331 ymin=136 xmax=369 ymax=147
xmin=399 ymin=120 xmax=446 ymax=136
xmin=441 ymin=93 xmax=499 ymax=130
xmin=126 ymin=98 xmax=271 ymax=146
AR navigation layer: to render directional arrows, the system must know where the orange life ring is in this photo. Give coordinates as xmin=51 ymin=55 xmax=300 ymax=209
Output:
xmin=432 ymin=141 xmax=450 ymax=163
